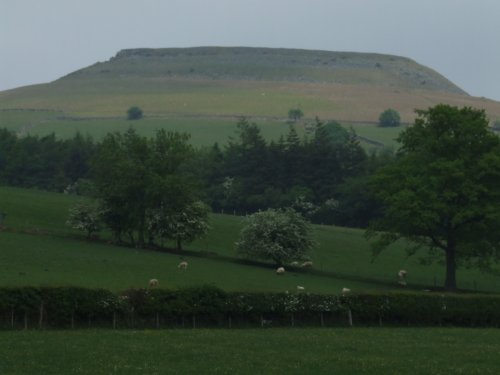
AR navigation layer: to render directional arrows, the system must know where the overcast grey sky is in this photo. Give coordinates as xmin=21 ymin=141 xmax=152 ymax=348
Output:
xmin=1 ymin=0 xmax=499 ymax=100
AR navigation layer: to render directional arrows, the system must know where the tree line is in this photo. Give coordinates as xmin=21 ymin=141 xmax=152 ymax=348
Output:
xmin=0 ymin=118 xmax=387 ymax=228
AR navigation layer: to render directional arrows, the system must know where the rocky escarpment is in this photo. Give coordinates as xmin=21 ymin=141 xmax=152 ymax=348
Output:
xmin=64 ymin=47 xmax=467 ymax=95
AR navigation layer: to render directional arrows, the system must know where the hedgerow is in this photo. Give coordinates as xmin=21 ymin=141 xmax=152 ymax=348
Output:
xmin=0 ymin=286 xmax=499 ymax=329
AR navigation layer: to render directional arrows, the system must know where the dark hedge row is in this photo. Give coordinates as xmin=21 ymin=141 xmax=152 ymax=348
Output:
xmin=0 ymin=286 xmax=499 ymax=329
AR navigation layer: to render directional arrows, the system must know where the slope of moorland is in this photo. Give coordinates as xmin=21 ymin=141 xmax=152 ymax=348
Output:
xmin=1 ymin=47 xmax=500 ymax=148
xmin=1 ymin=186 xmax=499 ymax=293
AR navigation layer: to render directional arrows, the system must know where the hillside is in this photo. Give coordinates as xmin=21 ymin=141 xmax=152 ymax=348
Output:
xmin=1 ymin=47 xmax=500 ymax=145
xmin=2 ymin=186 xmax=499 ymax=293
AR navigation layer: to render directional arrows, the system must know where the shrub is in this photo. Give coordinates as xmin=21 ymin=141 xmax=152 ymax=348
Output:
xmin=127 ymin=106 xmax=143 ymax=120
xmin=378 ymin=108 xmax=401 ymax=127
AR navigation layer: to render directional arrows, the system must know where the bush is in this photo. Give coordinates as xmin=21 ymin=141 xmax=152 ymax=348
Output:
xmin=127 ymin=106 xmax=143 ymax=120
xmin=235 ymin=208 xmax=315 ymax=265
xmin=288 ymin=108 xmax=304 ymax=122
xmin=378 ymin=109 xmax=401 ymax=127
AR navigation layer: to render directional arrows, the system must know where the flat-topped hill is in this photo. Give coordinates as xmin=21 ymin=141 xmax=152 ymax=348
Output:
xmin=63 ymin=47 xmax=466 ymax=94
xmin=1 ymin=47 xmax=500 ymax=142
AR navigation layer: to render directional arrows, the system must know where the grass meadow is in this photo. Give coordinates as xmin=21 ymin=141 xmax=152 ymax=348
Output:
xmin=1 ymin=328 xmax=500 ymax=374
xmin=0 ymin=107 xmax=404 ymax=155
xmin=2 ymin=186 xmax=499 ymax=293
xmin=3 ymin=76 xmax=500 ymax=122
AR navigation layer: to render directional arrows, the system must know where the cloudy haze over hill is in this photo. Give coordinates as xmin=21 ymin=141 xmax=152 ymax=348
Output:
xmin=1 ymin=0 xmax=499 ymax=100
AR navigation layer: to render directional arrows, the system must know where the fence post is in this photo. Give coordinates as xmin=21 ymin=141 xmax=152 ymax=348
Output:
xmin=347 ymin=309 xmax=353 ymax=327
xmin=38 ymin=302 xmax=44 ymax=329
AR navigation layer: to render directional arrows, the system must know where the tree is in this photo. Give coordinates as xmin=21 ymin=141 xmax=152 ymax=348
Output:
xmin=378 ymin=108 xmax=401 ymax=127
xmin=66 ymin=201 xmax=102 ymax=238
xmin=148 ymin=200 xmax=210 ymax=250
xmin=236 ymin=208 xmax=314 ymax=265
xmin=92 ymin=128 xmax=196 ymax=246
xmin=223 ymin=118 xmax=270 ymax=212
xmin=288 ymin=108 xmax=304 ymax=122
xmin=127 ymin=106 xmax=143 ymax=120
xmin=368 ymin=105 xmax=500 ymax=291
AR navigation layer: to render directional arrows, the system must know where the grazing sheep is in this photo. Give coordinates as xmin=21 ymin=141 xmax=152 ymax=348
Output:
xmin=297 ymin=285 xmax=305 ymax=291
xmin=398 ymin=269 xmax=408 ymax=286
xmin=178 ymin=261 xmax=188 ymax=270
xmin=276 ymin=267 xmax=285 ymax=275
xmin=149 ymin=279 xmax=159 ymax=288
xmin=342 ymin=288 xmax=351 ymax=294
xmin=301 ymin=261 xmax=313 ymax=268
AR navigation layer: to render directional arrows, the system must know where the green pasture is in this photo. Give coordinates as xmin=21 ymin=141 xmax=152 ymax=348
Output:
xmin=19 ymin=117 xmax=294 ymax=147
xmin=0 ymin=78 xmax=336 ymax=118
xmin=352 ymin=123 xmax=404 ymax=150
xmin=0 ymin=107 xmax=399 ymax=150
xmin=1 ymin=186 xmax=499 ymax=292
xmin=1 ymin=328 xmax=499 ymax=374
xmin=0 ymin=231 xmax=379 ymax=293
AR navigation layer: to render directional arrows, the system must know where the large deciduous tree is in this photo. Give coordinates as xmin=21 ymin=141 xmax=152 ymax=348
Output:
xmin=92 ymin=128 xmax=201 ymax=247
xmin=236 ymin=208 xmax=314 ymax=266
xmin=368 ymin=105 xmax=500 ymax=291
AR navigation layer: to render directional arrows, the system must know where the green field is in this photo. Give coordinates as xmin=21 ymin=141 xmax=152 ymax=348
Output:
xmin=0 ymin=108 xmax=404 ymax=154
xmin=2 ymin=186 xmax=499 ymax=293
xmin=1 ymin=328 xmax=499 ymax=374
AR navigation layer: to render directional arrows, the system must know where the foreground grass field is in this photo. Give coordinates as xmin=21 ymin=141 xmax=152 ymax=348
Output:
xmin=2 ymin=186 xmax=500 ymax=293
xmin=1 ymin=328 xmax=499 ymax=374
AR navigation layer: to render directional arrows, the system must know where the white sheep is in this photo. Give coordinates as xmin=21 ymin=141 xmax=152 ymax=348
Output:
xmin=149 ymin=279 xmax=159 ymax=288
xmin=301 ymin=261 xmax=313 ymax=268
xmin=276 ymin=267 xmax=285 ymax=275
xmin=290 ymin=261 xmax=299 ymax=267
xmin=297 ymin=285 xmax=305 ymax=291
xmin=342 ymin=288 xmax=351 ymax=294
xmin=178 ymin=261 xmax=188 ymax=270
xmin=398 ymin=269 xmax=408 ymax=286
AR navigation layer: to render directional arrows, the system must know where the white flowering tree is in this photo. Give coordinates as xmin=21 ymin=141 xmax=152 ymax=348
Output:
xmin=66 ymin=201 xmax=102 ymax=238
xmin=148 ymin=200 xmax=210 ymax=250
xmin=236 ymin=208 xmax=314 ymax=266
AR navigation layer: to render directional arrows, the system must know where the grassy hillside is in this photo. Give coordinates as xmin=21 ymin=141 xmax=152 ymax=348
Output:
xmin=2 ymin=47 xmax=500 ymax=149
xmin=1 ymin=186 xmax=499 ymax=293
